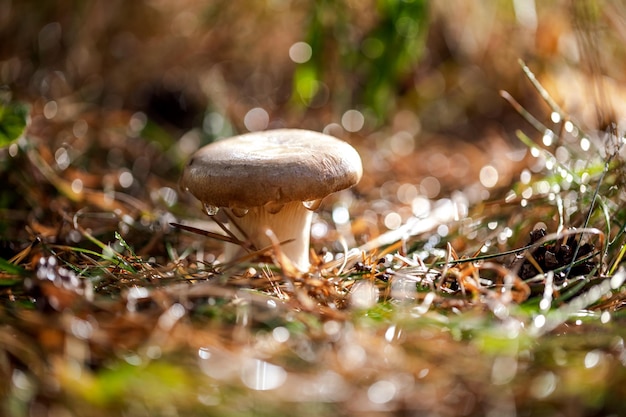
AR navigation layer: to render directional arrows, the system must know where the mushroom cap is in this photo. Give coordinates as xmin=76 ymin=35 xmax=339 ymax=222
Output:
xmin=180 ymin=129 xmax=363 ymax=209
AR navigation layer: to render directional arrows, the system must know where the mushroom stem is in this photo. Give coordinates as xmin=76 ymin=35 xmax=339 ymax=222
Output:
xmin=222 ymin=201 xmax=313 ymax=271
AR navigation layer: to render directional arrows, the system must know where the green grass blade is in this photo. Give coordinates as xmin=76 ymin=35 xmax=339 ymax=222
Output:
xmin=0 ymin=257 xmax=25 ymax=275
xmin=0 ymin=101 xmax=29 ymax=147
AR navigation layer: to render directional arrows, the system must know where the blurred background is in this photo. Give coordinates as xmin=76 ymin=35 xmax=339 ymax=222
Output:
xmin=1 ymin=0 xmax=625 ymax=255
xmin=3 ymin=2 xmax=626 ymax=416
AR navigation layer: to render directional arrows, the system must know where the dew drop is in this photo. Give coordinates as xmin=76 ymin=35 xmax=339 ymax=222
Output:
xmin=231 ymin=207 xmax=249 ymax=217
xmin=303 ymin=199 xmax=323 ymax=211
xmin=584 ymin=350 xmax=602 ymax=369
xmin=241 ymin=359 xmax=287 ymax=391
xmin=530 ymin=371 xmax=557 ymax=399
xmin=550 ymin=112 xmax=561 ymax=124
xmin=368 ymin=380 xmax=396 ymax=404
xmin=203 ymin=202 xmax=220 ymax=216
xmin=350 ymin=280 xmax=379 ymax=309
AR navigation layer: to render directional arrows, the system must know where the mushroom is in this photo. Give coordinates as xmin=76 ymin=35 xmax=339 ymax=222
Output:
xmin=180 ymin=128 xmax=363 ymax=271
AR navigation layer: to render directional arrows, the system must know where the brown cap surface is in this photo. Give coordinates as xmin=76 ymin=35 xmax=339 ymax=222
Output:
xmin=180 ymin=129 xmax=363 ymax=209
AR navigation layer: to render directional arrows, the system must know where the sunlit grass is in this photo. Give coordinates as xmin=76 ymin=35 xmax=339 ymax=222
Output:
xmin=1 ymin=1 xmax=626 ymax=416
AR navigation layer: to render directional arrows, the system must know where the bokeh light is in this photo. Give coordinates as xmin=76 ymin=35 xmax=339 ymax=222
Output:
xmin=479 ymin=165 xmax=499 ymax=188
xmin=341 ymin=110 xmax=365 ymax=133
xmin=244 ymin=107 xmax=269 ymax=131
xmin=289 ymin=42 xmax=312 ymax=64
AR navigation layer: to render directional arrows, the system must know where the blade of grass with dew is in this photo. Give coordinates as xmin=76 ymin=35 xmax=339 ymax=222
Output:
xmin=115 ymin=232 xmax=136 ymax=256
xmin=564 ymin=159 xmax=610 ymax=280
xmin=516 ymin=130 xmax=581 ymax=184
xmin=101 ymin=245 xmax=137 ymax=274
xmin=66 ymin=213 xmax=138 ymax=274
xmin=597 ymin=195 xmax=612 ymax=261
xmin=446 ymin=228 xmax=603 ymax=273
xmin=115 ymin=231 xmax=147 ymax=269
xmin=513 ymin=62 xmax=626 ymax=280
xmin=529 ymin=268 xmax=626 ymax=337
xmin=518 ymin=59 xmax=575 ymax=129
xmin=49 ymin=244 xmax=137 ymax=274
xmin=609 ymin=240 xmax=626 ymax=276
xmin=500 ymin=90 xmax=549 ymax=134
xmin=554 ymin=276 xmax=592 ymax=304
xmin=553 ymin=251 xmax=602 ymax=278
xmin=433 ymin=244 xmax=533 ymax=267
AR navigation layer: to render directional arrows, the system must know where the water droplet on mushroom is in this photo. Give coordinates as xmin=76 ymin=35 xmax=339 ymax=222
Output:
xmin=231 ymin=207 xmax=249 ymax=217
xmin=203 ymin=202 xmax=220 ymax=216
xmin=265 ymin=202 xmax=284 ymax=214
xmin=303 ymin=199 xmax=323 ymax=211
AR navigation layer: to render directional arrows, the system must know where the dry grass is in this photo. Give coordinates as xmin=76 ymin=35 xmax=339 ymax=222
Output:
xmin=1 ymin=1 xmax=626 ymax=416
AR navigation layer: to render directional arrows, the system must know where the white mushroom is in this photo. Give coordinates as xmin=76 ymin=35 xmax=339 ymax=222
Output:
xmin=180 ymin=129 xmax=363 ymax=271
